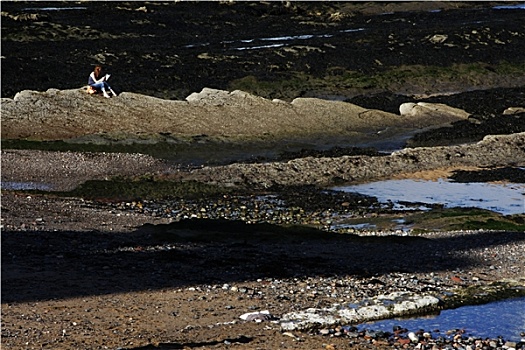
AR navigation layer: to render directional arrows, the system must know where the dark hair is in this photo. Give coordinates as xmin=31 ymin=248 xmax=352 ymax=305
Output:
xmin=94 ymin=65 xmax=102 ymax=79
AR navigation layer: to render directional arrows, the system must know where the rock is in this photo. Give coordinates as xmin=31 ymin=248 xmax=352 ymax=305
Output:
xmin=282 ymin=331 xmax=300 ymax=340
xmin=187 ymin=132 xmax=525 ymax=188
xmin=399 ymin=102 xmax=470 ymax=122
xmin=186 ymin=88 xmax=238 ymax=105
xmin=2 ymin=87 xmax=469 ymax=143
xmin=429 ymin=34 xmax=448 ymax=44
xmin=280 ymin=292 xmax=440 ymax=331
xmin=503 ymin=107 xmax=525 ymax=115
xmin=185 ymin=88 xmax=267 ymax=107
xmin=280 ymin=308 xmax=341 ymax=331
xmin=408 ymin=332 xmax=419 ymax=343
xmin=239 ymin=310 xmax=276 ymax=322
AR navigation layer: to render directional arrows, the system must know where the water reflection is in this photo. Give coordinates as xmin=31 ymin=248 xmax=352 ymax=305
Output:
xmin=184 ymin=28 xmax=364 ymax=50
xmin=358 ymin=297 xmax=525 ymax=342
xmin=1 ymin=181 xmax=53 ymax=191
xmin=493 ymin=4 xmax=525 ymax=10
xmin=23 ymin=7 xmax=87 ymax=11
xmin=334 ymin=179 xmax=525 ymax=216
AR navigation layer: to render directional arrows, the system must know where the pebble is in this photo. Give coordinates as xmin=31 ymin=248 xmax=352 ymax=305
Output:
xmin=115 ymin=193 xmax=411 ymax=236
xmin=408 ymin=332 xmax=419 ymax=343
xmin=316 ymin=325 xmax=525 ymax=350
xmin=7 ymin=181 xmax=521 ymax=348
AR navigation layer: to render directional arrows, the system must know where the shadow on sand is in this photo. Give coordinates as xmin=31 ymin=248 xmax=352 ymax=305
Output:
xmin=2 ymin=219 xmax=524 ymax=303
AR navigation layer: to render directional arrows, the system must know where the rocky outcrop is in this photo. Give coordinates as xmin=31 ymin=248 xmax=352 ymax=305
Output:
xmin=1 ymin=88 xmax=469 ymax=145
xmin=2 ymin=87 xmax=523 ymax=191
xmin=280 ymin=292 xmax=441 ymax=331
xmin=184 ymin=132 xmax=525 ymax=188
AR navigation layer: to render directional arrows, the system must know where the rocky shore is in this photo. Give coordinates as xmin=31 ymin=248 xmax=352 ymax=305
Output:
xmin=0 ymin=87 xmax=471 ymax=144
xmin=3 ymin=90 xmax=525 ymax=350
xmin=2 ymin=73 xmax=525 ymax=350
xmin=2 ymin=125 xmax=525 ymax=349
xmin=2 ymin=189 xmax=525 ymax=349
xmin=2 ymin=2 xmax=525 ymax=350
xmin=181 ymin=132 xmax=525 ymax=188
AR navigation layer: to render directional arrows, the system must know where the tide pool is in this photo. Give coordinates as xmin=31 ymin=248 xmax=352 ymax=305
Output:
xmin=334 ymin=179 xmax=524 ymax=216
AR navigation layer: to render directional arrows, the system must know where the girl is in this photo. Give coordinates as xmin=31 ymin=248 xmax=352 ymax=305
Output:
xmin=88 ymin=65 xmax=117 ymax=98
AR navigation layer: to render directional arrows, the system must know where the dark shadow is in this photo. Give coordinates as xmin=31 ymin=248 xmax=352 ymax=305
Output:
xmin=450 ymin=166 xmax=525 ymax=183
xmin=119 ymin=335 xmax=253 ymax=350
xmin=2 ymin=219 xmax=524 ymax=303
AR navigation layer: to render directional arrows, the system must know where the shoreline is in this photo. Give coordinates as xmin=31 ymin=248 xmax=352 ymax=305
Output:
xmin=2 ymin=189 xmax=525 ymax=349
xmin=2 ymin=2 xmax=525 ymax=348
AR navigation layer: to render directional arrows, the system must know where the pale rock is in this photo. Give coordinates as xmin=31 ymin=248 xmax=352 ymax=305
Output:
xmin=503 ymin=107 xmax=525 ymax=115
xmin=185 ymin=87 xmax=233 ymax=105
xmin=504 ymin=341 xmax=517 ymax=349
xmin=399 ymin=102 xmax=470 ymax=120
xmin=280 ymin=292 xmax=440 ymax=331
xmin=280 ymin=307 xmax=341 ymax=331
xmin=185 ymin=88 xmax=264 ymax=106
xmin=408 ymin=332 xmax=419 ymax=343
xmin=239 ymin=310 xmax=274 ymax=322
xmin=429 ymin=34 xmax=448 ymax=44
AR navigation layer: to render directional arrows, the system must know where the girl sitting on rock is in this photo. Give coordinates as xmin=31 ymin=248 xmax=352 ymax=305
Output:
xmin=88 ymin=65 xmax=117 ymax=98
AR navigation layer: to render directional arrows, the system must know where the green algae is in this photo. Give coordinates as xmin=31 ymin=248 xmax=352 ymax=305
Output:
xmin=409 ymin=208 xmax=525 ymax=232
xmin=333 ymin=207 xmax=525 ymax=234
xmin=439 ymin=281 xmax=525 ymax=310
xmin=52 ymin=177 xmax=238 ymax=201
xmin=229 ymin=62 xmax=525 ymax=100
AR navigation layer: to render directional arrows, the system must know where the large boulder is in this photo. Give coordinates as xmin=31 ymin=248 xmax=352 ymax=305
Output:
xmin=399 ymin=102 xmax=470 ymax=123
xmin=2 ymin=88 xmax=470 ymax=143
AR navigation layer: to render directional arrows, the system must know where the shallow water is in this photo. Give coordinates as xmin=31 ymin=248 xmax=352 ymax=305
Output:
xmin=493 ymin=3 xmax=525 ymax=10
xmin=1 ymin=181 xmax=53 ymax=191
xmin=334 ymin=179 xmax=525 ymax=216
xmin=186 ymin=27 xmax=364 ymax=51
xmin=357 ymin=297 xmax=525 ymax=342
xmin=22 ymin=7 xmax=87 ymax=11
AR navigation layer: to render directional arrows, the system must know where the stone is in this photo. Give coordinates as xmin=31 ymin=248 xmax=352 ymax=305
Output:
xmin=239 ymin=310 xmax=275 ymax=322
xmin=399 ymin=102 xmax=470 ymax=121
xmin=2 ymin=86 xmax=473 ymax=147
xmin=429 ymin=34 xmax=448 ymax=44
xmin=408 ymin=332 xmax=419 ymax=343
xmin=503 ymin=107 xmax=525 ymax=115
xmin=185 ymin=87 xmax=233 ymax=105
xmin=280 ymin=292 xmax=440 ymax=331
xmin=398 ymin=338 xmax=412 ymax=345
